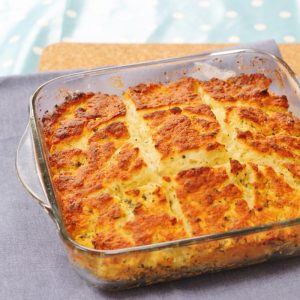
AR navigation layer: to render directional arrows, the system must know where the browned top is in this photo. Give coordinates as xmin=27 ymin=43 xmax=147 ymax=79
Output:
xmin=143 ymin=104 xmax=222 ymax=159
xmin=175 ymin=166 xmax=251 ymax=235
xmin=41 ymin=73 xmax=300 ymax=250
xmin=128 ymin=77 xmax=200 ymax=109
xmin=200 ymin=73 xmax=288 ymax=111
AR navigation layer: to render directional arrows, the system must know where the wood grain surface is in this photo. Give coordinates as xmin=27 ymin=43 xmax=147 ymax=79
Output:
xmin=39 ymin=43 xmax=300 ymax=74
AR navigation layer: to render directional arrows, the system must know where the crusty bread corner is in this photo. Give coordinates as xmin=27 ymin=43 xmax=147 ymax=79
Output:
xmin=41 ymin=74 xmax=300 ymax=252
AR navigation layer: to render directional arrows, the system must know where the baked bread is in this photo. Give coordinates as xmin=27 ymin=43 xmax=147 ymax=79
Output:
xmin=41 ymin=73 xmax=300 ymax=252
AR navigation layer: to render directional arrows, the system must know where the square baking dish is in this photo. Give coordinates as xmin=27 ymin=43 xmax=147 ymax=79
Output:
xmin=16 ymin=48 xmax=300 ymax=290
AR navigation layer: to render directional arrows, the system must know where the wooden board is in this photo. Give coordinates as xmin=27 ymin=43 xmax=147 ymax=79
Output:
xmin=39 ymin=43 xmax=300 ymax=74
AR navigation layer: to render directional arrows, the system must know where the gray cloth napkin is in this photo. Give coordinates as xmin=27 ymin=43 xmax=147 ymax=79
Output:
xmin=2 ymin=40 xmax=299 ymax=300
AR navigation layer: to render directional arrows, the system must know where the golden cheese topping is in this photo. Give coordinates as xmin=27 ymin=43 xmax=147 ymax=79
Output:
xmin=128 ymin=77 xmax=200 ymax=109
xmin=41 ymin=74 xmax=300 ymax=250
xmin=175 ymin=165 xmax=252 ymax=236
xmin=199 ymin=74 xmax=288 ymax=111
xmin=143 ymin=104 xmax=222 ymax=159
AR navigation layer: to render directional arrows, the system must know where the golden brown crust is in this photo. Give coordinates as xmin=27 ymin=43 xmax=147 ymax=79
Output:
xmin=77 ymin=93 xmax=126 ymax=121
xmin=88 ymin=122 xmax=129 ymax=143
xmin=237 ymin=130 xmax=300 ymax=159
xmin=41 ymin=92 xmax=94 ymax=136
xmin=284 ymin=163 xmax=300 ymax=179
xmin=107 ymin=143 xmax=146 ymax=181
xmin=143 ymin=104 xmax=222 ymax=158
xmin=200 ymin=73 xmax=271 ymax=100
xmin=226 ymin=106 xmax=300 ymax=137
xmin=230 ymin=159 xmax=246 ymax=174
xmin=175 ymin=166 xmax=251 ymax=235
xmin=54 ymin=118 xmax=86 ymax=142
xmin=222 ymin=97 xmax=300 ymax=164
xmin=128 ymin=77 xmax=200 ymax=109
xmin=123 ymin=185 xmax=188 ymax=246
xmin=49 ymin=148 xmax=86 ymax=169
xmin=124 ymin=213 xmax=185 ymax=246
xmin=41 ymin=74 xmax=300 ymax=253
xmin=87 ymin=193 xmax=133 ymax=250
xmin=250 ymin=164 xmax=300 ymax=223
xmin=200 ymin=73 xmax=288 ymax=110
xmin=237 ymin=107 xmax=268 ymax=124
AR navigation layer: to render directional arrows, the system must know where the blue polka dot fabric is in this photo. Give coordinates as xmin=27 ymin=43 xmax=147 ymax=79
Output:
xmin=0 ymin=0 xmax=299 ymax=75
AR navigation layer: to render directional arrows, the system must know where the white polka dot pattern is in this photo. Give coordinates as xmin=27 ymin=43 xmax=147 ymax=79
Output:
xmin=2 ymin=60 xmax=13 ymax=68
xmin=199 ymin=24 xmax=212 ymax=32
xmin=226 ymin=10 xmax=238 ymax=18
xmin=172 ymin=37 xmax=184 ymax=43
xmin=251 ymin=0 xmax=263 ymax=7
xmin=279 ymin=11 xmax=291 ymax=18
xmin=172 ymin=12 xmax=184 ymax=19
xmin=254 ymin=23 xmax=267 ymax=31
xmin=283 ymin=35 xmax=296 ymax=43
xmin=0 ymin=0 xmax=299 ymax=75
xmin=66 ymin=10 xmax=77 ymax=18
xmin=228 ymin=36 xmax=240 ymax=43
xmin=9 ymin=35 xmax=20 ymax=44
xmin=32 ymin=47 xmax=43 ymax=55
xmin=198 ymin=0 xmax=211 ymax=7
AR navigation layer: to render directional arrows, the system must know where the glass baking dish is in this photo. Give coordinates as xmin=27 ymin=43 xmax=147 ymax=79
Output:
xmin=16 ymin=48 xmax=300 ymax=290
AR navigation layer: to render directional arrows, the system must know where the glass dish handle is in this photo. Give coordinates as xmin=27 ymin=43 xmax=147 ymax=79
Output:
xmin=16 ymin=124 xmax=54 ymax=218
